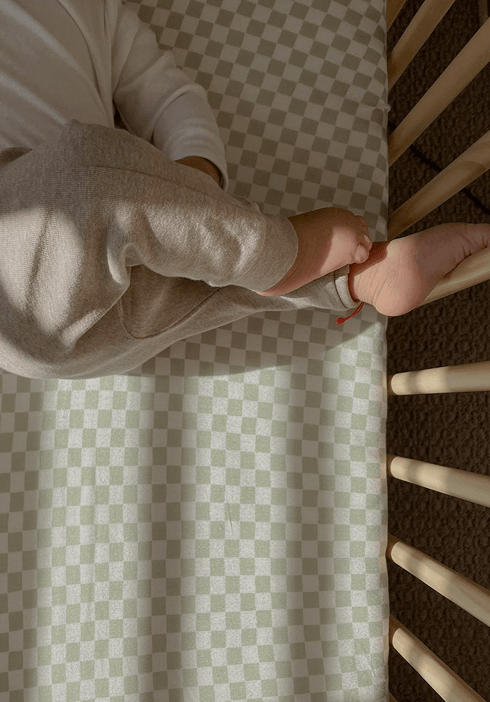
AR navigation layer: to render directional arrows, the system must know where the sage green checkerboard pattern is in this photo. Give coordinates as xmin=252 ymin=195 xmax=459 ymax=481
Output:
xmin=0 ymin=1 xmax=389 ymax=700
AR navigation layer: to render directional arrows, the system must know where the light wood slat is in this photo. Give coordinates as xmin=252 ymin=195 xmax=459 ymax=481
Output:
xmin=479 ymin=0 xmax=489 ymax=26
xmin=387 ymin=454 xmax=490 ymax=508
xmin=388 ymin=18 xmax=490 ymax=166
xmin=389 ymin=695 xmax=398 ymax=702
xmin=419 ymin=247 xmax=490 ymax=307
xmin=388 ymin=0 xmax=457 ymax=90
xmin=389 ymin=616 xmax=487 ymax=701
xmin=386 ymin=0 xmax=409 ymax=30
xmin=388 ymin=129 xmax=490 ymax=240
xmin=387 ymin=535 xmax=490 ymax=626
xmin=387 ymin=360 xmax=490 ymax=395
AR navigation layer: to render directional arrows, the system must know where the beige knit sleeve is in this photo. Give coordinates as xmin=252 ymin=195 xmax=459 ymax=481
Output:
xmin=63 ymin=120 xmax=299 ymax=293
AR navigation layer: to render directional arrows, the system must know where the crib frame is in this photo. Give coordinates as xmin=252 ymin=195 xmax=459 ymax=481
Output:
xmin=386 ymin=1 xmax=490 ymax=700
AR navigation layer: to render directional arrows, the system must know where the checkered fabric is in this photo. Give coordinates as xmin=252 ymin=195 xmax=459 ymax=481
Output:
xmin=0 ymin=1 xmax=389 ymax=700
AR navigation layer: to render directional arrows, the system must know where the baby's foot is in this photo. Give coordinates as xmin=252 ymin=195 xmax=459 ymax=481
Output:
xmin=348 ymin=223 xmax=490 ymax=316
xmin=260 ymin=207 xmax=372 ymax=296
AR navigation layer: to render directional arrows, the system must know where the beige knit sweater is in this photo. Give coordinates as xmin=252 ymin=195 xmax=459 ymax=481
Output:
xmin=0 ymin=120 xmax=356 ymax=379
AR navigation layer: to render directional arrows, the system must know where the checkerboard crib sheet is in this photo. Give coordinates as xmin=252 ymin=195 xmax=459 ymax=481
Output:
xmin=0 ymin=1 xmax=389 ymax=700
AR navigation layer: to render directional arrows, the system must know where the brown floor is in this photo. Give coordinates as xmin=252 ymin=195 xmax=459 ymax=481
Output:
xmin=386 ymin=1 xmax=490 ymax=700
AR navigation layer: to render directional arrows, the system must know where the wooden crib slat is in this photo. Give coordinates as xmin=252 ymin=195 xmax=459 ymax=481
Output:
xmin=386 ymin=455 xmax=490 ymax=508
xmin=387 ymin=535 xmax=490 ymax=627
xmin=388 ymin=129 xmax=490 ymax=239
xmin=390 ymin=616 xmax=487 ymax=701
xmin=388 ymin=0 xmax=457 ymax=90
xmin=389 ymin=695 xmax=399 ymax=702
xmin=419 ymin=247 xmax=490 ymax=307
xmin=479 ymin=0 xmax=489 ymax=26
xmin=387 ymin=360 xmax=490 ymax=395
xmin=388 ymin=18 xmax=490 ymax=166
xmin=386 ymin=0 xmax=409 ymax=30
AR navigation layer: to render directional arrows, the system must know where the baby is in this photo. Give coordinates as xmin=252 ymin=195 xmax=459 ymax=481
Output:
xmin=172 ymin=152 xmax=490 ymax=321
xmin=1 ymin=0 xmax=489 ymax=380
xmin=155 ymin=151 xmax=490 ymax=320
xmin=264 ymin=207 xmax=490 ymax=319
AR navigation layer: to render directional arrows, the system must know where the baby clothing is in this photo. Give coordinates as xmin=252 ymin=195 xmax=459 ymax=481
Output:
xmin=0 ymin=121 xmax=357 ymax=379
xmin=0 ymin=0 xmax=228 ymax=187
xmin=0 ymin=1 xmax=358 ymax=380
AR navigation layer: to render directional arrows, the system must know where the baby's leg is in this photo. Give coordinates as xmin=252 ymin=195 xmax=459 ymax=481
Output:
xmin=0 ymin=119 xmax=362 ymax=380
xmin=121 ymin=269 xmax=357 ymax=358
xmin=348 ymin=223 xmax=490 ymax=317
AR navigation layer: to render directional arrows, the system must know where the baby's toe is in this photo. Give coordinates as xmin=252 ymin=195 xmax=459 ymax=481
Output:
xmin=362 ymin=232 xmax=373 ymax=249
xmin=354 ymin=244 xmax=370 ymax=263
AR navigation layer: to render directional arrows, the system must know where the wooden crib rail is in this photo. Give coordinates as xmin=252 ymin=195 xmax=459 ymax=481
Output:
xmin=387 ymin=359 xmax=490 ymax=395
xmin=387 ymin=3 xmax=490 ymax=701
xmin=480 ymin=0 xmax=490 ymax=25
xmin=389 ymin=616 xmax=487 ymax=701
xmin=386 ymin=0 xmax=408 ymax=30
xmin=387 ymin=130 xmax=490 ymax=240
xmin=418 ymin=246 xmax=490 ymax=306
xmin=388 ymin=0 xmax=457 ymax=90
xmin=387 ymin=535 xmax=490 ymax=627
xmin=395 ymin=243 xmax=490 ymax=309
xmin=386 ymin=455 xmax=490 ymax=508
xmin=388 ymin=17 xmax=490 ymax=166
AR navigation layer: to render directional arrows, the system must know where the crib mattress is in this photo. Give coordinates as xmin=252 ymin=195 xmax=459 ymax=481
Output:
xmin=0 ymin=0 xmax=389 ymax=700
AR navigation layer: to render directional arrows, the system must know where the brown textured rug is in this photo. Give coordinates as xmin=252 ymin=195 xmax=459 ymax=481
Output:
xmin=386 ymin=1 xmax=490 ymax=700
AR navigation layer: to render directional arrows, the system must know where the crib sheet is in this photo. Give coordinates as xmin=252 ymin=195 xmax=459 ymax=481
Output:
xmin=0 ymin=1 xmax=389 ymax=700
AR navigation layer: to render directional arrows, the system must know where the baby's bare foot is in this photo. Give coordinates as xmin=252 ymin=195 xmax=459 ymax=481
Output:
xmin=259 ymin=207 xmax=372 ymax=296
xmin=348 ymin=223 xmax=490 ymax=316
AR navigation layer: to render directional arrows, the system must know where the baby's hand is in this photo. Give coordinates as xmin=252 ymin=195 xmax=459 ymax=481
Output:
xmin=175 ymin=156 xmax=221 ymax=186
xmin=259 ymin=207 xmax=372 ymax=296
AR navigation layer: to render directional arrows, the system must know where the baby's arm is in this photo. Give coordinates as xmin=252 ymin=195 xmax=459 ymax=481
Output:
xmin=165 ymin=149 xmax=374 ymax=295
xmin=108 ymin=0 xmax=228 ymax=189
xmin=107 ymin=3 xmax=379 ymax=298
